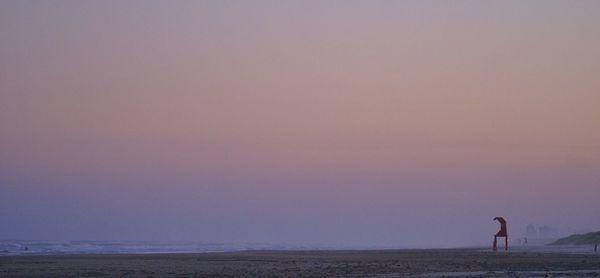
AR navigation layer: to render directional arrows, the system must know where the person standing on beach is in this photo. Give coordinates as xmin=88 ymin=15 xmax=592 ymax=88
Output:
xmin=493 ymin=217 xmax=508 ymax=251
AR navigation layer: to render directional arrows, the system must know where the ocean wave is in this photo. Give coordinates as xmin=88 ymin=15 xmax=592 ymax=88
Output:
xmin=0 ymin=240 xmax=244 ymax=256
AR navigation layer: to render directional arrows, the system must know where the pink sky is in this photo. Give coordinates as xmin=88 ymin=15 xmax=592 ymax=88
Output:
xmin=1 ymin=1 xmax=599 ymax=247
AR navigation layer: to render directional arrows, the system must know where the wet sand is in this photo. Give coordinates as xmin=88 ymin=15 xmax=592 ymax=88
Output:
xmin=1 ymin=248 xmax=599 ymax=277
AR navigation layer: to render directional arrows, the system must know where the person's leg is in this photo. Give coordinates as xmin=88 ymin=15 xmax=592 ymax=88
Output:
xmin=493 ymin=236 xmax=497 ymax=251
xmin=505 ymin=236 xmax=508 ymax=251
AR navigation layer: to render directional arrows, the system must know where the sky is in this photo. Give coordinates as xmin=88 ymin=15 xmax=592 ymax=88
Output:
xmin=1 ymin=1 xmax=599 ymax=248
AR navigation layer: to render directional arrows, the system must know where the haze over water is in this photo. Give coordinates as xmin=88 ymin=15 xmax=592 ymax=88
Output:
xmin=1 ymin=1 xmax=599 ymax=249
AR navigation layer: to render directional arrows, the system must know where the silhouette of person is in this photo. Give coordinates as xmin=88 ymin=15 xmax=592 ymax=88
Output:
xmin=493 ymin=217 xmax=508 ymax=251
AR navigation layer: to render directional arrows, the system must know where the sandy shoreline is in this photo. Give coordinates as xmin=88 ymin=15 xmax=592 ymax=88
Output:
xmin=1 ymin=248 xmax=599 ymax=277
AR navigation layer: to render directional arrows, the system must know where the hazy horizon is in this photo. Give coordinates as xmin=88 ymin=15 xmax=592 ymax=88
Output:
xmin=1 ymin=0 xmax=599 ymax=249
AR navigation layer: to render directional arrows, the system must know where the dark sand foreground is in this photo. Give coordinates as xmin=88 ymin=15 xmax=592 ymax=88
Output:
xmin=1 ymin=248 xmax=599 ymax=277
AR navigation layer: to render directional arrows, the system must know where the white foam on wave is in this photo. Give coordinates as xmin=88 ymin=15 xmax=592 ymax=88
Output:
xmin=0 ymin=240 xmax=244 ymax=256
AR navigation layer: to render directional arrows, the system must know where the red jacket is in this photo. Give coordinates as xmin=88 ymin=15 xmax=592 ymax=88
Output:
xmin=494 ymin=217 xmax=507 ymax=236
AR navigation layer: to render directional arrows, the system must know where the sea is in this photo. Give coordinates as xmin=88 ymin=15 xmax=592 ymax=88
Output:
xmin=0 ymin=240 xmax=296 ymax=256
xmin=1 ymin=240 xmax=597 ymax=256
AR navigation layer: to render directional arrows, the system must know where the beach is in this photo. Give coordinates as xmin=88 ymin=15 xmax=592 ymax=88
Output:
xmin=1 ymin=248 xmax=599 ymax=277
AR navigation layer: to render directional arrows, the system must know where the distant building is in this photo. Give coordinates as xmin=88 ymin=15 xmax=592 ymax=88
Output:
xmin=525 ymin=224 xmax=537 ymax=239
xmin=538 ymin=226 xmax=559 ymax=239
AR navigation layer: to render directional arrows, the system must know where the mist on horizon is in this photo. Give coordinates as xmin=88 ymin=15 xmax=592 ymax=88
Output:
xmin=1 ymin=1 xmax=599 ymax=249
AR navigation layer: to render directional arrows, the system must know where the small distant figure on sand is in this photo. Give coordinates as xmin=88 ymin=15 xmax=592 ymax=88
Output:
xmin=493 ymin=217 xmax=508 ymax=251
